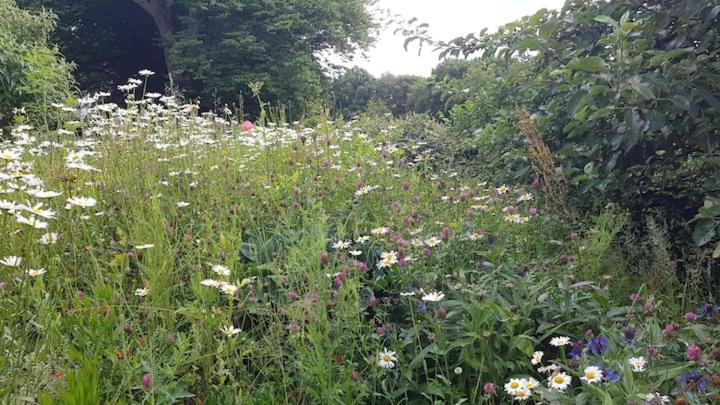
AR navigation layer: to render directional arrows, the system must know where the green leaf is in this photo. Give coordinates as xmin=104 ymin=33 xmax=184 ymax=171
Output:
xmin=646 ymin=363 xmax=692 ymax=383
xmin=567 ymin=57 xmax=608 ymax=73
xmin=594 ymin=15 xmax=619 ymax=29
xmin=584 ymin=384 xmax=614 ymax=405
xmin=628 ymin=76 xmax=655 ymax=99
xmin=409 ymin=344 xmax=435 ymax=369
xmin=514 ymin=38 xmax=542 ymax=51
xmin=693 ymin=219 xmax=717 ymax=246
xmin=567 ymin=89 xmax=590 ymax=117
xmin=713 ymin=242 xmax=720 ymax=259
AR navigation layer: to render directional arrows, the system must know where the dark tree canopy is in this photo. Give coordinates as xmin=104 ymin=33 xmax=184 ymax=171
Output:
xmin=19 ymin=0 xmax=377 ymax=117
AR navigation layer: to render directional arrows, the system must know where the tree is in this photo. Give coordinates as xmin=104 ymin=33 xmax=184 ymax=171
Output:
xmin=131 ymin=0 xmax=173 ymax=82
xmin=19 ymin=0 xmax=377 ymax=117
xmin=0 ymin=0 xmax=75 ymax=131
xmin=403 ymin=0 xmax=720 ymax=272
xmin=330 ymin=68 xmax=422 ymax=118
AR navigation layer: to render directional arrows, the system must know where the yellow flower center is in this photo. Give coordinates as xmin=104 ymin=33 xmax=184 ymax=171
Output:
xmin=516 ymin=390 xmax=526 ymax=398
xmin=586 ymin=371 xmax=596 ymax=380
xmin=553 ymin=376 xmax=564 ymax=384
xmin=382 ymin=354 xmax=392 ymax=362
xmin=510 ymin=381 xmax=519 ymax=389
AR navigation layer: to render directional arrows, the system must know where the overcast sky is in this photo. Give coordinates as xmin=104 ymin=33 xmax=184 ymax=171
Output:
xmin=350 ymin=0 xmax=566 ymax=77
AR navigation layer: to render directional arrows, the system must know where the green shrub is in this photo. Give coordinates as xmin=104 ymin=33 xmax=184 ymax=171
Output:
xmin=0 ymin=0 xmax=74 ymax=132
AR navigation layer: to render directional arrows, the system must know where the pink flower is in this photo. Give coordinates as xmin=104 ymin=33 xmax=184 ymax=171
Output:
xmin=483 ymin=382 xmax=497 ymax=396
xmin=142 ymin=373 xmax=152 ymax=390
xmin=684 ymin=312 xmax=698 ymax=321
xmin=241 ymin=120 xmax=253 ymax=132
xmin=687 ymin=344 xmax=703 ymax=361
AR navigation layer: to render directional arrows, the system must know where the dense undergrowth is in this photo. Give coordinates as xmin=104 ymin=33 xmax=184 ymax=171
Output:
xmin=0 ymin=77 xmax=718 ymax=404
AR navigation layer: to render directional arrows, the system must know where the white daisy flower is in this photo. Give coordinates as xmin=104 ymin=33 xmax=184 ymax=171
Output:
xmin=421 ymin=291 xmax=445 ymax=302
xmin=0 ymin=256 xmax=22 ymax=267
xmin=580 ymin=366 xmax=603 ymax=384
xmin=377 ymin=349 xmax=397 ymax=369
xmin=549 ymin=336 xmax=571 ymax=347
xmin=220 ymin=325 xmax=241 ymax=337
xmin=629 ymin=356 xmax=647 ymax=372
xmin=547 ymin=372 xmax=572 ymax=391
xmin=26 ymin=268 xmax=47 ymax=277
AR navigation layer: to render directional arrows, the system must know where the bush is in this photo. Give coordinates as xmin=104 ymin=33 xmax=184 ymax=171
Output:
xmin=0 ymin=0 xmax=74 ymax=132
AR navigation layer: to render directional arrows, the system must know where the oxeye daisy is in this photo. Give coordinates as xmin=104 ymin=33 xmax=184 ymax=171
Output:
xmin=504 ymin=378 xmax=523 ymax=395
xmin=377 ymin=349 xmax=397 ymax=369
xmin=629 ymin=356 xmax=647 ymax=372
xmin=26 ymin=268 xmax=47 ymax=277
xmin=66 ymin=196 xmax=97 ymax=208
xmin=219 ymin=282 xmax=238 ymax=296
xmin=513 ymin=388 xmax=530 ymax=401
xmin=200 ymin=279 xmax=220 ymax=288
xmin=349 ymin=249 xmax=362 ymax=256
xmin=0 ymin=256 xmax=22 ymax=267
xmin=220 ymin=325 xmax=241 ymax=337
xmin=421 ymin=291 xmax=445 ymax=302
xmin=644 ymin=392 xmax=670 ymax=404
xmin=15 ymin=214 xmax=48 ymax=229
xmin=537 ymin=364 xmax=559 ymax=373
xmin=176 ymin=201 xmax=190 ymax=208
xmin=550 ymin=336 xmax=571 ymax=347
xmin=212 ymin=264 xmax=231 ymax=277
xmin=547 ymin=372 xmax=572 ymax=391
xmin=523 ymin=377 xmax=539 ymax=390
xmin=332 ymin=240 xmax=351 ymax=250
xmin=355 ymin=235 xmax=370 ymax=244
xmin=135 ymin=244 xmax=155 ymax=250
xmin=531 ymin=351 xmax=543 ymax=365
xmin=424 ymin=237 xmax=442 ymax=247
xmin=134 ymin=288 xmax=149 ymax=297
xmin=39 ymin=232 xmax=59 ymax=245
xmin=377 ymin=251 xmax=398 ymax=269
xmin=580 ymin=366 xmax=603 ymax=384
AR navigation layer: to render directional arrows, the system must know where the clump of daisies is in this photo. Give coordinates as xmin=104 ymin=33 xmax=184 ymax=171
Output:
xmin=504 ymin=377 xmax=538 ymax=401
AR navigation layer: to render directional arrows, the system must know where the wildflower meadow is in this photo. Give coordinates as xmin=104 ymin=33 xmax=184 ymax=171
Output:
xmin=0 ymin=72 xmax=717 ymax=404
xmin=2 ymin=0 xmax=720 ymax=403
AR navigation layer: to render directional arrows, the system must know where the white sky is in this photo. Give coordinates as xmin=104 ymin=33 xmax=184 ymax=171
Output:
xmin=350 ymin=0 xmax=566 ymax=77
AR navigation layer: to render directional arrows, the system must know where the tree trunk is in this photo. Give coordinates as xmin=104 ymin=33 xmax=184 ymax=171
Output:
xmin=133 ymin=0 xmax=174 ymax=85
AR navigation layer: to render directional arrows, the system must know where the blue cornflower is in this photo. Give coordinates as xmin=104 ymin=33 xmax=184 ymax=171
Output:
xmin=623 ymin=327 xmax=636 ymax=347
xmin=588 ymin=336 xmax=608 ymax=356
xmin=678 ymin=370 xmax=708 ymax=392
xmin=697 ymin=302 xmax=718 ymax=318
xmin=418 ymin=300 xmax=427 ymax=313
xmin=569 ymin=340 xmax=584 ymax=359
xmin=603 ymin=368 xmax=620 ymax=382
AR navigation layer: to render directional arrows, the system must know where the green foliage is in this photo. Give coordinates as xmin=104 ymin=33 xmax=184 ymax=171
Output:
xmin=0 ymin=0 xmax=74 ymax=130
xmin=331 ymin=67 xmax=422 ymax=118
xmin=692 ymin=196 xmax=720 ymax=258
xmin=402 ymin=0 xmax=720 ymax=278
xmin=22 ymin=0 xmax=377 ymax=118
xmin=1 ymin=86 xmax=719 ymax=403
